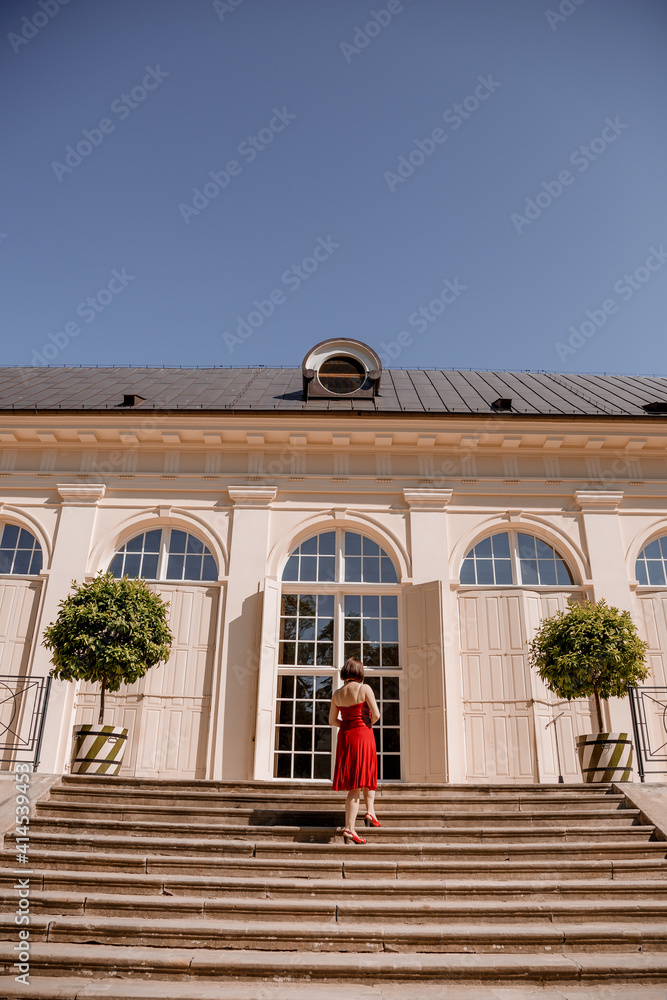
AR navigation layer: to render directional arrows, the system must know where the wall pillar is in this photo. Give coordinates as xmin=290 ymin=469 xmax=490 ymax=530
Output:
xmin=574 ymin=490 xmax=634 ymax=736
xmin=403 ymin=489 xmax=465 ymax=782
xmin=212 ymin=486 xmax=276 ymax=781
xmin=34 ymin=484 xmax=106 ymax=773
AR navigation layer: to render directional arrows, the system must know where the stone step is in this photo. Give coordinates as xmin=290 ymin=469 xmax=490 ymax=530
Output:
xmin=22 ymin=817 xmax=649 ymax=843
xmin=5 ymin=828 xmax=664 ymax=860
xmin=34 ymin=800 xmax=637 ymax=826
xmin=4 ymin=978 xmax=667 ymax=1000
xmin=3 ymin=866 xmax=666 ymax=900
xmin=3 ymin=847 xmax=664 ymax=880
xmin=6 ymin=912 xmax=667 ymax=953
xmin=3 ymin=943 xmax=667 ymax=984
xmin=11 ymin=888 xmax=667 ymax=925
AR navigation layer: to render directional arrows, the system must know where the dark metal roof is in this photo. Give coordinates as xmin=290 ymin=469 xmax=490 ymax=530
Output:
xmin=1 ymin=366 xmax=667 ymax=417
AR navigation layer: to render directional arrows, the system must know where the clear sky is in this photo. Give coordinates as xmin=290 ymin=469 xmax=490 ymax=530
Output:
xmin=2 ymin=0 xmax=667 ymax=374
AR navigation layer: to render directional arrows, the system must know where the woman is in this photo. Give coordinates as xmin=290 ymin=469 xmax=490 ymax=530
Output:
xmin=329 ymin=656 xmax=381 ymax=844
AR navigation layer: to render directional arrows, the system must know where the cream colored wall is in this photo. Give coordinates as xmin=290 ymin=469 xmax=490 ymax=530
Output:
xmin=0 ymin=411 xmax=664 ymax=779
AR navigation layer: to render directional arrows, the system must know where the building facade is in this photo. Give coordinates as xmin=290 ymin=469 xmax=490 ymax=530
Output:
xmin=2 ymin=339 xmax=667 ymax=783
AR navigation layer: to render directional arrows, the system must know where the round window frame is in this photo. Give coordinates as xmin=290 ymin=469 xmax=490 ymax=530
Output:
xmin=316 ymin=355 xmax=367 ymax=396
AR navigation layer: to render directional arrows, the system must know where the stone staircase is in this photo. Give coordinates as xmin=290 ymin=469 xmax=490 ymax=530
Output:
xmin=1 ymin=776 xmax=667 ymax=998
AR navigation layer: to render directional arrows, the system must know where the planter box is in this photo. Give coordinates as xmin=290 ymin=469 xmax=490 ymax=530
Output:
xmin=71 ymin=724 xmax=129 ymax=776
xmin=576 ymin=732 xmax=633 ymax=782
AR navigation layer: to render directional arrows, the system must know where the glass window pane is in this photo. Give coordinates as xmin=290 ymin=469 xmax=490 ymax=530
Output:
xmin=316 ymin=644 xmax=334 ymax=666
xmin=345 ymin=595 xmax=361 ymax=617
xmin=644 ymin=540 xmax=661 ymax=559
xmin=345 ymin=532 xmax=361 ymax=555
xmin=301 ymin=536 xmax=317 ymax=555
xmin=366 ymin=676 xmax=381 ymax=697
xmin=278 ymin=700 xmax=293 ymax=724
xmin=202 ymin=555 xmax=218 ymax=580
xmin=282 ymin=556 xmax=299 ymax=581
xmin=296 ymin=676 xmax=314 ymax=699
xmin=298 ymin=619 xmax=315 ymax=640
xmin=109 ymin=553 xmax=124 ymax=578
xmin=281 ymin=618 xmax=297 ymax=640
xmin=277 ymin=675 xmax=294 ymax=698
xmin=276 ymin=728 xmax=292 ymax=751
xmin=296 ymin=643 xmax=315 ymax=665
xmin=363 ymin=537 xmax=379 ymax=555
xmin=186 ymin=534 xmax=204 ymax=555
xmin=124 ymin=554 xmax=141 ymax=578
xmin=517 ymin=534 xmax=537 ymax=559
xmin=293 ymin=755 xmax=311 ymax=779
xmin=318 ymin=594 xmax=334 ymax=617
xmin=1 ymin=525 xmax=19 ymax=547
xmin=383 ymin=702 xmax=400 ymax=725
xmin=17 ymin=529 xmax=33 ymax=549
xmin=275 ymin=753 xmax=291 ymax=778
xmin=141 ymin=554 xmax=159 ymax=580
xmin=169 ymin=530 xmax=187 ymax=553
xmin=345 ymin=619 xmax=361 ymax=641
xmin=315 ymin=702 xmax=329 ymax=724
xmin=294 ymin=728 xmax=312 ymax=752
xmin=636 ymin=560 xmax=648 ymax=585
xmin=295 ymin=701 xmax=313 ymax=725
xmin=660 ymin=537 xmax=667 ymax=558
xmin=13 ymin=550 xmax=30 ymax=574
xmin=317 ymin=618 xmax=333 ymax=641
xmin=491 ymin=533 xmax=511 ymax=558
xmin=315 ymin=676 xmax=332 ymax=700
xmin=460 ymin=559 xmax=476 ymax=584
xmin=144 ymin=529 xmax=162 ymax=552
xmin=476 ymin=537 xmax=492 ymax=557
xmin=494 ymin=560 xmax=513 ymax=585
xmin=362 ymin=558 xmax=380 ymax=583
xmin=647 ymin=561 xmax=666 ymax=586
xmin=384 ymin=729 xmax=401 ymax=753
xmin=0 ymin=552 xmax=13 ymax=574
xmin=318 ymin=557 xmax=335 ymax=581
xmin=363 ymin=595 xmax=379 ymax=617
xmin=383 ymin=677 xmax=399 ymax=700
xmin=556 ymin=560 xmax=572 ymax=585
xmin=520 ymin=559 xmax=538 ymax=585
xmin=279 ymin=641 xmax=296 ymax=664
xmin=345 ymin=557 xmax=362 ymax=582
xmin=364 ymin=619 xmax=380 ymax=642
xmin=344 ymin=643 xmax=361 ymax=662
xmin=382 ymin=618 xmax=398 ymax=642
xmin=535 ymin=538 xmax=553 ymax=559
xmin=476 ymin=560 xmax=494 ymax=585
xmin=29 ymin=550 xmax=43 ymax=575
xmin=382 ymin=644 xmax=399 ymax=666
xmin=299 ymin=596 xmax=316 ymax=616
xmin=319 ymin=531 xmax=336 ymax=554
xmin=314 ymin=728 xmax=331 ymax=752
xmin=166 ymin=554 xmax=184 ymax=579
xmin=365 ymin=644 xmax=380 ymax=666
xmin=300 ymin=557 xmax=317 ymax=581
xmin=383 ymin=756 xmax=401 ymax=780
xmin=381 ymin=595 xmax=398 ymax=618
xmin=537 ymin=560 xmax=557 ymax=585
xmin=126 ymin=534 xmax=144 ymax=552
xmin=313 ymin=755 xmax=331 ymax=779
xmin=380 ymin=557 xmax=398 ymax=583
xmin=282 ymin=594 xmax=298 ymax=616
xmin=184 ymin=555 xmax=202 ymax=580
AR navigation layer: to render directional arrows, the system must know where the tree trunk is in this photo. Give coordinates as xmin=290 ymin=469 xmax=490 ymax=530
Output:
xmin=593 ymin=686 xmax=604 ymax=732
xmin=98 ymin=683 xmax=105 ymax=726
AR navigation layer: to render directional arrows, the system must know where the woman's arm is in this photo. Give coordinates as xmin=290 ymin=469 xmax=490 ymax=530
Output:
xmin=363 ymin=684 xmax=381 ymax=725
xmin=328 ymin=695 xmax=341 ymax=728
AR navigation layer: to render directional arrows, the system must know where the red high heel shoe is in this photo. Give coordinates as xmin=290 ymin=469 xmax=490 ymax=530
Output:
xmin=342 ymin=828 xmax=366 ymax=845
xmin=364 ymin=813 xmax=381 ymax=827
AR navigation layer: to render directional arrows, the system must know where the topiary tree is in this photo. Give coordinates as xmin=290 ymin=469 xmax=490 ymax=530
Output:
xmin=528 ymin=598 xmax=650 ymax=732
xmin=43 ymin=572 xmax=174 ymax=724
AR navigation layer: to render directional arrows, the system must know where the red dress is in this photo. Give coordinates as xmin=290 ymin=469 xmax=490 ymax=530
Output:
xmin=332 ymin=702 xmax=378 ymax=791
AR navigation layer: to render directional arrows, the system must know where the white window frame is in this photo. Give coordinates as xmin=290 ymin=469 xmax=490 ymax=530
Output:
xmin=459 ymin=530 xmax=577 ymax=589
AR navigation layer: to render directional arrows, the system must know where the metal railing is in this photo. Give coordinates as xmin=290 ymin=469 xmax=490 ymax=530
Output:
xmin=0 ymin=674 xmax=51 ymax=771
xmin=629 ymin=686 xmax=667 ymax=781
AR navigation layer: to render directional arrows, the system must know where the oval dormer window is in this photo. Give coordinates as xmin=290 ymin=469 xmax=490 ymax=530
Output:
xmin=317 ymin=355 xmax=366 ymax=395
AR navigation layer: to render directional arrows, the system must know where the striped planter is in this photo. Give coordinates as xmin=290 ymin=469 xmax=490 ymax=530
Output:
xmin=70 ymin=724 xmax=129 ymax=775
xmin=576 ymin=732 xmax=633 ymax=783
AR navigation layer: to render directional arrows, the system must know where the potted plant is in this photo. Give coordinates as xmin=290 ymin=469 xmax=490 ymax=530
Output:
xmin=43 ymin=572 xmax=173 ymax=775
xmin=528 ymin=598 xmax=650 ymax=782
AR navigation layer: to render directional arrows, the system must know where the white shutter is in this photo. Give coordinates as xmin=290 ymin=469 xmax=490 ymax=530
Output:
xmin=253 ymin=578 xmax=281 ymax=780
xmin=403 ymin=580 xmax=446 ymax=782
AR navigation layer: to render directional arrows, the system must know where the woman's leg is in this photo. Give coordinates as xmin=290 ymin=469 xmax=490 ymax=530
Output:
xmin=363 ymin=788 xmax=377 ymax=819
xmin=345 ymin=789 xmax=361 ymax=832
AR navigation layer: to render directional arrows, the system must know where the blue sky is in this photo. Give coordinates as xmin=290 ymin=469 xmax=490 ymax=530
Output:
xmin=2 ymin=0 xmax=667 ymax=374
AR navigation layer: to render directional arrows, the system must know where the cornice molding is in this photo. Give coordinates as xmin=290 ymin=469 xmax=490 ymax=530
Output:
xmin=228 ymin=486 xmax=277 ymax=508
xmin=575 ymin=490 xmax=623 ymax=512
xmin=56 ymin=483 xmax=106 ymax=505
xmin=403 ymin=488 xmax=453 ymax=510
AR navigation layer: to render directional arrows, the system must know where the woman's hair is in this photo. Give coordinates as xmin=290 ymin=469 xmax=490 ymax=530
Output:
xmin=340 ymin=657 xmax=364 ymax=682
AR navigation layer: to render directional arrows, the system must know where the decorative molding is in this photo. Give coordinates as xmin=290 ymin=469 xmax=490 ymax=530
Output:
xmin=375 ymin=434 xmax=392 ymax=447
xmin=501 ymin=436 xmax=521 ymax=449
xmin=0 ymin=431 xmax=17 ymax=443
xmin=403 ymin=488 xmax=453 ymax=510
xmin=289 ymin=433 xmax=307 ymax=447
xmin=625 ymin=438 xmax=646 ymax=452
xmin=161 ymin=431 xmax=180 ymax=445
xmin=246 ymin=432 xmax=265 ymax=446
xmin=584 ymin=438 xmax=605 ymax=450
xmin=543 ymin=437 xmax=563 ymax=449
xmin=228 ymin=486 xmax=277 ymax=508
xmin=575 ymin=490 xmax=623 ymax=511
xmin=56 ymin=483 xmax=106 ymax=505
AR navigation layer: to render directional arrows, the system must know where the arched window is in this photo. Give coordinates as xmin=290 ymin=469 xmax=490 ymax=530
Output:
xmin=276 ymin=529 xmax=401 ymax=781
xmin=636 ymin=536 xmax=667 ymax=586
xmin=109 ymin=529 xmax=217 ymax=582
xmin=0 ymin=524 xmax=43 ymax=576
xmin=460 ymin=531 xmax=573 ymax=586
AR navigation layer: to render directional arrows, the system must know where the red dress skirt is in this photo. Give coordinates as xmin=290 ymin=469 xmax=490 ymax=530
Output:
xmin=332 ymin=702 xmax=378 ymax=791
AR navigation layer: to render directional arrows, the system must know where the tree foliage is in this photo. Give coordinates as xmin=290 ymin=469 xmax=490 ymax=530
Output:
xmin=43 ymin=572 xmax=173 ymax=723
xmin=527 ymin=598 xmax=650 ymax=730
